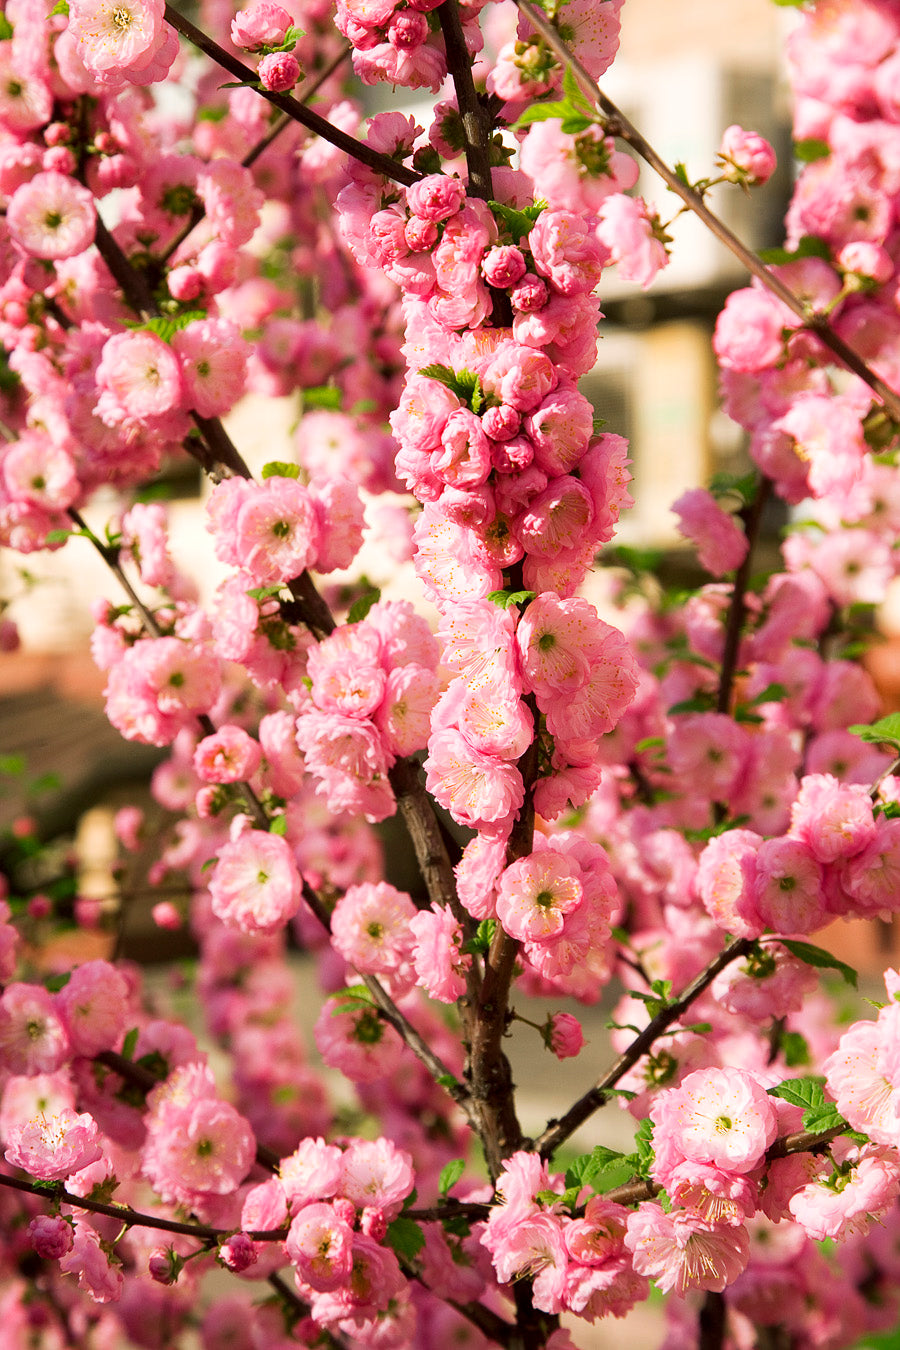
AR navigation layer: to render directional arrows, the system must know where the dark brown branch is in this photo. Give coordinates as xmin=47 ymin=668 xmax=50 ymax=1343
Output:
xmin=437 ymin=0 xmax=494 ymax=201
xmin=515 ymin=0 xmax=900 ymax=423
xmin=0 ymin=1170 xmax=286 ymax=1242
xmin=534 ymin=937 xmax=755 ymax=1158
xmin=165 ymin=7 xmax=419 ymax=187
xmin=717 ymin=477 xmax=771 ymax=715
xmin=159 ymin=43 xmax=351 ymax=265
xmin=699 ymin=1290 xmax=727 ymax=1350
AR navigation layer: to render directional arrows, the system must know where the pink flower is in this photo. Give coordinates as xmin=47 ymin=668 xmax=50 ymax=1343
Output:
xmin=406 ymin=174 xmax=466 ymax=222
xmin=68 ymin=0 xmax=171 ymax=81
xmin=55 ymin=959 xmax=129 ymax=1057
xmin=409 ymin=904 xmax=471 ymax=1002
xmin=596 ymin=194 xmax=669 ymax=289
xmin=789 ymin=773 xmax=876 ymax=864
xmin=193 ymin=726 xmax=262 ymax=784
xmin=672 ymin=488 xmax=749 ymax=576
xmin=718 ymin=125 xmax=777 ymax=185
xmin=625 ymin=1205 xmax=749 ymax=1295
xmin=6 ymin=173 xmax=95 ymax=260
xmin=28 ymin=1215 xmax=74 ymax=1260
xmin=279 ymin=1137 xmax=343 ymax=1211
xmin=496 ymin=850 xmax=584 ymax=942
xmin=286 ymin=1202 xmax=354 ymax=1289
xmin=144 ymin=1093 xmax=255 ymax=1202
xmin=339 ymin=1137 xmax=415 ymax=1219
xmin=172 ymin=318 xmax=249 ymax=419
xmin=258 ymin=51 xmax=300 ymax=91
xmin=545 ymin=1012 xmax=584 ymax=1059
xmin=5 ymin=1108 xmax=103 ymax=1180
xmin=225 ymin=478 xmax=321 ymax=585
xmin=59 ymin=1219 xmax=123 ymax=1302
xmin=314 ymin=998 xmax=406 ymax=1082
xmin=209 ymin=830 xmax=302 ymax=934
xmin=95 ymin=331 xmax=183 ymax=425
xmin=231 ymin=2 xmax=292 ymax=49
xmin=713 ymin=287 xmax=792 ymax=372
xmin=330 ymin=881 xmax=417 ymax=982
xmin=0 ymin=983 xmax=70 ymax=1075
xmin=652 ymin=1067 xmax=778 ymax=1176
xmin=529 ymin=209 xmax=605 ymax=297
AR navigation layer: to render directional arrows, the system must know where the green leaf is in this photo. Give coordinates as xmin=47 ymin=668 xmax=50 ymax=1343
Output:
xmin=849 ymin=712 xmax=900 ymax=752
xmin=47 ymin=0 xmax=68 ymax=15
xmin=590 ymin=1159 xmax=637 ymax=1193
xmin=632 ymin=1118 xmax=655 ymax=1176
xmin=261 ymin=461 xmax=300 ymax=480
xmin=44 ymin=971 xmax=72 ymax=993
xmin=439 ymin=1158 xmax=465 ymax=1195
xmin=793 ymin=137 xmax=830 ymax=161
xmin=748 ymin=682 xmax=788 ymax=705
xmin=667 ymin=695 xmax=716 ymax=716
xmin=129 ymin=310 xmax=207 ymax=344
xmin=488 ymin=199 xmax=547 ymax=242
xmin=269 ymin=814 xmax=287 ymax=836
xmin=121 ymin=1027 xmax=139 ymax=1061
xmin=634 ymin=736 xmax=664 ymax=753
xmin=461 ymin=918 xmax=497 ymax=956
xmin=200 ymin=856 xmax=218 ymax=873
xmin=562 ymin=65 xmax=594 ymax=115
xmin=436 ymin=1073 xmax=458 ymax=1089
xmin=347 ymin=589 xmax=381 ymax=625
xmin=708 ymin=470 xmax=758 ymax=503
xmin=44 ymin=529 xmax=72 ymax=545
xmin=246 ymin=584 xmax=285 ymax=603
xmin=780 ymin=1031 xmax=811 ymax=1068
xmin=768 ymin=1075 xmax=827 ymax=1112
xmin=302 ymin=385 xmax=342 ymax=410
xmin=0 ymin=12 xmax=13 ymax=36
xmin=330 ymin=983 xmax=375 ymax=1014
xmin=0 ymin=754 xmax=26 ymax=777
xmin=779 ymin=939 xmax=858 ymax=988
xmin=385 ymin=1216 xmax=425 ymax=1262
xmin=515 ymin=99 xmax=571 ymax=128
xmin=487 ymin=589 xmax=536 ymax=609
xmin=418 ymin=363 xmax=486 ymax=414
xmin=29 ymin=771 xmax=61 ymax=796
xmin=758 ymin=234 xmax=831 ymax=265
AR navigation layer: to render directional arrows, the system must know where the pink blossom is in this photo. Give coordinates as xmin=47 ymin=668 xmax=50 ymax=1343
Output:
xmin=193 ymin=726 xmax=262 ymax=784
xmin=28 ymin=1215 xmax=74 ymax=1260
xmin=143 ymin=1094 xmax=255 ymax=1202
xmin=59 ymin=1219 xmax=123 ymax=1303
xmin=6 ymin=173 xmax=95 ymax=261
xmin=286 ymin=1202 xmax=354 ymax=1289
xmin=55 ymin=960 xmax=129 ymax=1057
xmin=330 ymin=881 xmax=416 ymax=982
xmin=409 ymin=904 xmax=471 ymax=1002
xmin=496 ymin=850 xmax=584 ymax=942
xmin=596 ymin=194 xmax=669 ymax=289
xmin=258 ymin=51 xmax=300 ymax=91
xmin=314 ymin=997 xmax=406 ymax=1082
xmin=672 ymin=488 xmax=749 ymax=576
xmin=752 ymin=837 xmax=827 ymax=934
xmin=424 ymin=727 xmax=524 ymax=829
xmin=231 ymin=2 xmax=292 ymax=49
xmin=529 ymin=210 xmax=605 ymax=296
xmin=68 ymin=0 xmax=173 ymax=82
xmin=789 ymin=1145 xmax=900 ymax=1242
xmin=209 ymin=830 xmax=302 ymax=934
xmin=172 ymin=318 xmax=249 ymax=419
xmin=0 ymin=983 xmax=70 ymax=1076
xmin=713 ymin=287 xmax=792 ymax=372
xmin=339 ymin=1137 xmax=415 ymax=1219
xmin=5 ymin=1108 xmax=103 ymax=1180
xmin=95 ymin=331 xmax=183 ymax=424
xmin=789 ymin=773 xmax=876 ymax=864
xmin=652 ymin=1066 xmax=777 ymax=1177
xmin=279 ymin=1137 xmax=343 ymax=1211
xmin=625 ymin=1204 xmax=749 ymax=1295
xmin=718 ymin=125 xmax=777 ymax=185
xmin=546 ymin=1012 xmax=584 ymax=1059
xmin=406 ymin=174 xmax=466 ymax=222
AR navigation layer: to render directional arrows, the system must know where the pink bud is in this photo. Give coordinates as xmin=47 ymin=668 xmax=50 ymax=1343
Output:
xmin=152 ymin=901 xmax=183 ymax=931
xmin=545 ymin=1012 xmax=585 ymax=1060
xmin=258 ymin=51 xmax=301 ymax=92
xmin=718 ymin=124 xmax=777 ymax=186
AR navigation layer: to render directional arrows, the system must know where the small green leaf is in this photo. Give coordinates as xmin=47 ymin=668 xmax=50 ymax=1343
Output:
xmin=347 ymin=589 xmax=381 ymax=625
xmin=385 ymin=1216 xmax=425 ymax=1261
xmin=487 ymin=589 xmax=536 ymax=609
xmin=44 ymin=971 xmax=72 ymax=993
xmin=780 ymin=1031 xmax=811 ymax=1068
xmin=29 ymin=771 xmax=61 ymax=796
xmin=436 ymin=1073 xmax=458 ymax=1089
xmin=0 ymin=754 xmax=26 ymax=777
xmin=121 ymin=1027 xmax=139 ymax=1061
xmin=758 ymin=234 xmax=831 ymax=265
xmin=779 ymin=939 xmax=858 ymax=988
xmin=488 ymin=199 xmax=547 ymax=242
xmin=633 ymin=1118 xmax=655 ymax=1175
xmin=793 ymin=137 xmax=830 ymax=161
xmin=261 ymin=461 xmax=300 ymax=480
xmin=47 ymin=0 xmax=68 ymax=15
xmin=44 ymin=529 xmax=72 ymax=545
xmin=748 ymin=682 xmax=788 ymax=705
xmin=439 ymin=1159 xmax=466 ymax=1195
xmin=634 ymin=736 xmax=664 ymax=753
xmin=768 ymin=1075 xmax=826 ymax=1111
xmin=849 ymin=712 xmax=900 ymax=751
xmin=590 ymin=1159 xmax=637 ymax=1193
xmin=0 ymin=12 xmax=13 ymax=36
xmin=461 ymin=918 xmax=497 ymax=957
xmin=200 ymin=856 xmax=218 ymax=873
xmin=269 ymin=814 xmax=287 ymax=836
xmin=667 ymin=695 xmax=716 ymax=716
xmin=302 ymin=385 xmax=341 ymax=410
xmin=246 ymin=584 xmax=285 ymax=602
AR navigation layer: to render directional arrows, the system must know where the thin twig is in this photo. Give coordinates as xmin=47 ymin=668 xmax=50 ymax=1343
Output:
xmin=165 ymin=7 xmax=420 ymax=187
xmin=534 ymin=937 xmax=755 ymax=1158
xmin=0 ymin=1170 xmax=286 ymax=1241
xmin=717 ymin=477 xmax=771 ymax=715
xmin=159 ymin=43 xmax=351 ymax=265
xmin=514 ymin=0 xmax=900 ymax=423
